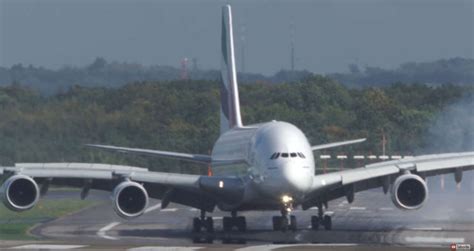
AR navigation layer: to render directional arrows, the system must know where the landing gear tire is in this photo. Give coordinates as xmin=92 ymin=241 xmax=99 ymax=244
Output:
xmin=323 ymin=215 xmax=332 ymax=230
xmin=272 ymin=216 xmax=292 ymax=232
xmin=289 ymin=215 xmax=297 ymax=231
xmin=222 ymin=215 xmax=247 ymax=244
xmin=311 ymin=216 xmax=320 ymax=230
xmin=192 ymin=215 xmax=214 ymax=243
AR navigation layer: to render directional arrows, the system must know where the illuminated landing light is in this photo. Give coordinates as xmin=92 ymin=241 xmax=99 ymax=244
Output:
xmin=219 ymin=180 xmax=224 ymax=188
xmin=281 ymin=195 xmax=293 ymax=204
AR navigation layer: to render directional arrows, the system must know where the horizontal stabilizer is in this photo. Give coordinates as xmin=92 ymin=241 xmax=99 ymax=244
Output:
xmin=311 ymin=138 xmax=366 ymax=151
xmin=86 ymin=144 xmax=211 ymax=164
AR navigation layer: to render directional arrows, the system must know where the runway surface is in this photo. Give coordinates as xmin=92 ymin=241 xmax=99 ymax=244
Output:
xmin=1 ymin=183 xmax=473 ymax=250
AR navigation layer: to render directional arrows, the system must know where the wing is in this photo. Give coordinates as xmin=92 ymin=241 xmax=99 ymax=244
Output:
xmin=0 ymin=163 xmax=242 ymax=212
xmin=85 ymin=144 xmax=212 ymax=164
xmin=311 ymin=138 xmax=366 ymax=151
xmin=303 ymin=151 xmax=474 ymax=209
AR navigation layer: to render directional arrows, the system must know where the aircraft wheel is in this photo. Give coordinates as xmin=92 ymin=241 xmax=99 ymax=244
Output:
xmin=192 ymin=217 xmax=201 ymax=233
xmin=223 ymin=217 xmax=232 ymax=232
xmin=237 ymin=216 xmax=246 ymax=232
xmin=323 ymin=215 xmax=332 ymax=230
xmin=311 ymin=216 xmax=320 ymax=230
xmin=272 ymin=216 xmax=281 ymax=231
xmin=289 ymin=215 xmax=297 ymax=231
xmin=205 ymin=217 xmax=214 ymax=233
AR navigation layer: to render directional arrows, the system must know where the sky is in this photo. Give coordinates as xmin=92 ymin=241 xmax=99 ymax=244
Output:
xmin=0 ymin=0 xmax=473 ymax=75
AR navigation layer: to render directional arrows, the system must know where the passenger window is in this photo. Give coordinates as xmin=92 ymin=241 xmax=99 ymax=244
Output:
xmin=281 ymin=153 xmax=289 ymax=158
xmin=290 ymin=153 xmax=297 ymax=158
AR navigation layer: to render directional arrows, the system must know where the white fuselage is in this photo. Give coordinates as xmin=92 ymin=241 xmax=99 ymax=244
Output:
xmin=211 ymin=121 xmax=315 ymax=210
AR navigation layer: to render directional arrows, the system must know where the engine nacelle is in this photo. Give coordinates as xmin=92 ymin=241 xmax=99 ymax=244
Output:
xmin=112 ymin=181 xmax=148 ymax=219
xmin=391 ymin=174 xmax=428 ymax=210
xmin=0 ymin=175 xmax=40 ymax=212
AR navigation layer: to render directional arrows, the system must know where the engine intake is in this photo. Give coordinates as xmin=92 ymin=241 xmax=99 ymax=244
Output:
xmin=112 ymin=181 xmax=148 ymax=219
xmin=391 ymin=174 xmax=428 ymax=210
xmin=0 ymin=175 xmax=40 ymax=212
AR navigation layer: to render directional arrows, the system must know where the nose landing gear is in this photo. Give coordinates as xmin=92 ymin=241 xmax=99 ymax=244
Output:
xmin=272 ymin=195 xmax=297 ymax=231
xmin=311 ymin=202 xmax=332 ymax=230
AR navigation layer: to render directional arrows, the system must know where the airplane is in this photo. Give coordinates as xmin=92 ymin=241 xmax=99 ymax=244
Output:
xmin=0 ymin=5 xmax=473 ymax=243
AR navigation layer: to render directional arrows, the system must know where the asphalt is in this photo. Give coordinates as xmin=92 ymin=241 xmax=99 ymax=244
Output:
xmin=0 ymin=177 xmax=473 ymax=251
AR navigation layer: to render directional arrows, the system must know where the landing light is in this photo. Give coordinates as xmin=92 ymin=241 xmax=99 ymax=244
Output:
xmin=281 ymin=195 xmax=293 ymax=204
xmin=219 ymin=180 xmax=224 ymax=188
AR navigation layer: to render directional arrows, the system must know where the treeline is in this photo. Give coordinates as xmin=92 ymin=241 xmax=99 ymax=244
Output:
xmin=329 ymin=57 xmax=474 ymax=87
xmin=1 ymin=57 xmax=472 ymax=95
xmin=0 ymin=76 xmax=471 ymax=174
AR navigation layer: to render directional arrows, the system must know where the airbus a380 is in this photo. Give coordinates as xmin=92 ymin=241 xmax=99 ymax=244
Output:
xmin=1 ymin=5 xmax=473 ymax=243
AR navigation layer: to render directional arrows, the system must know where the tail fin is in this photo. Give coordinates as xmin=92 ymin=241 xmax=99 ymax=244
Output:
xmin=220 ymin=5 xmax=243 ymax=134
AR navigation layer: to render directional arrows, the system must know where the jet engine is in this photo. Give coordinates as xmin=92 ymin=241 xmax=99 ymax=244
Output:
xmin=112 ymin=181 xmax=148 ymax=219
xmin=0 ymin=175 xmax=40 ymax=212
xmin=391 ymin=174 xmax=428 ymax=210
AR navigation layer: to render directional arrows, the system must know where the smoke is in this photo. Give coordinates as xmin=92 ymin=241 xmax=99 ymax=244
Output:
xmin=424 ymin=94 xmax=474 ymax=193
xmin=424 ymin=94 xmax=474 ymax=153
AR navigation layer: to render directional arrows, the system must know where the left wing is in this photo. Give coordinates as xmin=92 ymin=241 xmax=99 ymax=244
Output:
xmin=85 ymin=144 xmax=212 ymax=164
xmin=304 ymin=151 xmax=474 ymax=209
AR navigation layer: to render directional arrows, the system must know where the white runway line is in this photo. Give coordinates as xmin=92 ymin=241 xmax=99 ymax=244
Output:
xmin=160 ymin=208 xmax=178 ymax=212
xmin=189 ymin=208 xmax=199 ymax=211
xmin=379 ymin=207 xmax=394 ymax=211
xmin=144 ymin=203 xmax=162 ymax=213
xmin=128 ymin=247 xmax=203 ymax=251
xmin=409 ymin=227 xmax=443 ymax=231
xmin=213 ymin=216 xmax=223 ymax=220
xmin=97 ymin=222 xmax=121 ymax=240
xmin=236 ymin=243 xmax=358 ymax=251
xmin=11 ymin=244 xmax=86 ymax=249
xmin=405 ymin=236 xmax=464 ymax=244
xmin=349 ymin=206 xmax=366 ymax=210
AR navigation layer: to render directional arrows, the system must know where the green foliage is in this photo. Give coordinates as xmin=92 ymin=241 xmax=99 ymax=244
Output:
xmin=0 ymin=199 xmax=96 ymax=240
xmin=0 ymin=77 xmax=471 ymax=173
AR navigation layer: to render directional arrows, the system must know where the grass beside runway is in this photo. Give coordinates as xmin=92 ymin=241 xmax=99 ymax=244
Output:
xmin=0 ymin=199 xmax=97 ymax=240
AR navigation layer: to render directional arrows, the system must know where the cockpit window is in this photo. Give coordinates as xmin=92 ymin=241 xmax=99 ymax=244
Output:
xmin=281 ymin=153 xmax=289 ymax=158
xmin=290 ymin=153 xmax=297 ymax=158
xmin=270 ymin=152 xmax=280 ymax=159
xmin=298 ymin=152 xmax=306 ymax=158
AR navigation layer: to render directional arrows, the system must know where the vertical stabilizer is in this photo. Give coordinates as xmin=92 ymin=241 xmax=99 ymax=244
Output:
xmin=220 ymin=5 xmax=243 ymax=134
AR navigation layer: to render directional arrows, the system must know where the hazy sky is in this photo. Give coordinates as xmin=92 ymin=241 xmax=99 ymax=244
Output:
xmin=0 ymin=0 xmax=472 ymax=75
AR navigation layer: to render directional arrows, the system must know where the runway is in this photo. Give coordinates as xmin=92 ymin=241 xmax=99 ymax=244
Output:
xmin=1 ymin=184 xmax=473 ymax=250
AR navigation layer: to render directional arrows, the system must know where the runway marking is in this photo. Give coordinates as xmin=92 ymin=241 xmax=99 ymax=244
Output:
xmin=11 ymin=244 xmax=86 ymax=249
xmin=97 ymin=222 xmax=120 ymax=240
xmin=128 ymin=247 xmax=203 ymax=251
xmin=349 ymin=206 xmax=366 ymax=210
xmin=325 ymin=211 xmax=334 ymax=215
xmin=309 ymin=206 xmax=319 ymax=210
xmin=379 ymin=207 xmax=394 ymax=211
xmin=213 ymin=216 xmax=223 ymax=220
xmin=409 ymin=227 xmax=443 ymax=231
xmin=144 ymin=203 xmax=162 ymax=213
xmin=405 ymin=236 xmax=464 ymax=244
xmin=160 ymin=208 xmax=178 ymax=212
xmin=189 ymin=208 xmax=199 ymax=211
xmin=236 ymin=243 xmax=358 ymax=251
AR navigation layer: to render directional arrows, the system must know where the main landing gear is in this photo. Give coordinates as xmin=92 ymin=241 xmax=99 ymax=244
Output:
xmin=222 ymin=211 xmax=246 ymax=244
xmin=311 ymin=202 xmax=332 ymax=230
xmin=272 ymin=195 xmax=297 ymax=231
xmin=192 ymin=210 xmax=214 ymax=243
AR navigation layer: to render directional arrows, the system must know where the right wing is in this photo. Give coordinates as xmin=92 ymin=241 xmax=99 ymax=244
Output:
xmin=304 ymin=151 xmax=474 ymax=209
xmin=85 ymin=144 xmax=212 ymax=164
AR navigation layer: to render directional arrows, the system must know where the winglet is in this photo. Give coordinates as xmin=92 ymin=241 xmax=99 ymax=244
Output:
xmin=220 ymin=5 xmax=243 ymax=134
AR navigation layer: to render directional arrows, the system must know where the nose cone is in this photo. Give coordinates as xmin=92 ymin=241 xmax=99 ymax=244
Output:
xmin=282 ymin=164 xmax=313 ymax=194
